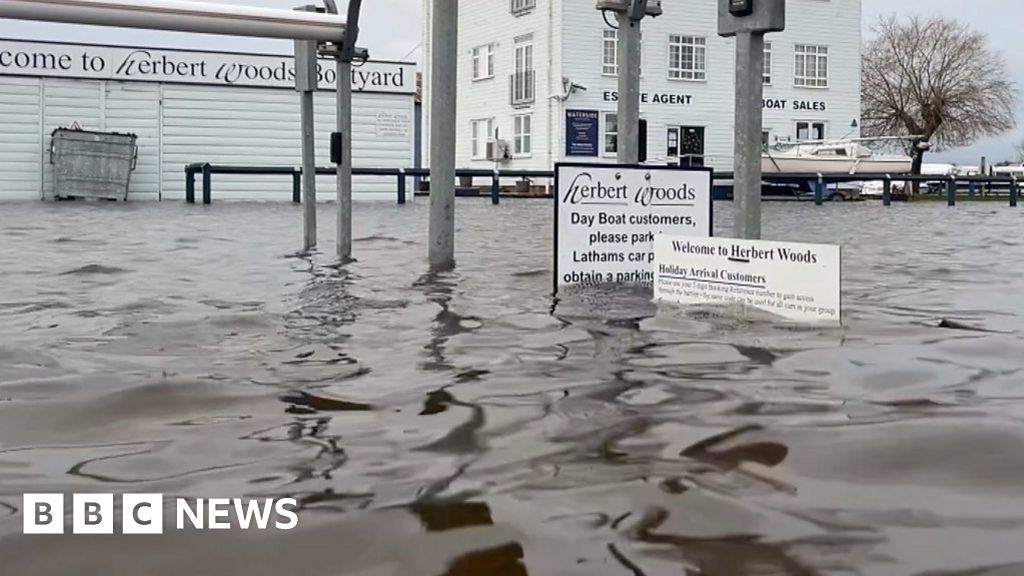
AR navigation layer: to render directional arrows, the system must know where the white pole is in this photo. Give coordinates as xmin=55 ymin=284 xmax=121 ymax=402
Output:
xmin=428 ymin=0 xmax=457 ymax=270
xmin=0 ymin=0 xmax=347 ymax=42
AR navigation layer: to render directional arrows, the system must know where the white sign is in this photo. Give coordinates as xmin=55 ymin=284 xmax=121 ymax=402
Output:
xmin=555 ymin=163 xmax=713 ymax=288
xmin=0 ymin=39 xmax=415 ymax=94
xmin=376 ymin=111 xmax=411 ymax=138
xmin=654 ymin=235 xmax=841 ymax=323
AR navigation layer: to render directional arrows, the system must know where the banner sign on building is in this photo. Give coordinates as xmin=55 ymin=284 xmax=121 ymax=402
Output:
xmin=554 ymin=163 xmax=713 ymax=289
xmin=654 ymin=236 xmax=841 ymax=323
xmin=0 ymin=39 xmax=415 ymax=94
xmin=565 ymin=110 xmax=599 ymax=157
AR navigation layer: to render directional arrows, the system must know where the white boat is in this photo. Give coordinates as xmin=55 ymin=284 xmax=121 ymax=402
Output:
xmin=762 ymin=138 xmax=915 ymax=175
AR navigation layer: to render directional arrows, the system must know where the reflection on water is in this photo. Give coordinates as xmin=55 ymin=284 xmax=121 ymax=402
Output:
xmin=1 ymin=200 xmax=1024 ymax=575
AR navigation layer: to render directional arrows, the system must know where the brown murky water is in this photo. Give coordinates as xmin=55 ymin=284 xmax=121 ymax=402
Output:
xmin=1 ymin=199 xmax=1023 ymax=576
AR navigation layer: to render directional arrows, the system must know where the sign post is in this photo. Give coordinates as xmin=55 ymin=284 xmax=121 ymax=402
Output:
xmin=554 ymin=163 xmax=712 ymax=289
xmin=596 ymin=0 xmax=662 ymax=163
xmin=718 ymin=0 xmax=785 ymax=240
xmin=294 ymin=5 xmax=320 ymax=251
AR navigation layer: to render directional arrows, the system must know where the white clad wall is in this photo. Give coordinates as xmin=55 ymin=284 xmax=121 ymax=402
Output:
xmin=104 ymin=82 xmax=161 ymax=200
xmin=161 ymin=84 xmax=301 ymax=201
xmin=41 ymin=79 xmax=103 ymax=200
xmin=453 ymin=0 xmax=557 ymax=171
xmin=0 ymin=77 xmax=41 ymax=200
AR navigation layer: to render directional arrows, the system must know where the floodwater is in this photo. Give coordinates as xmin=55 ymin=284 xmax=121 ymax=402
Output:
xmin=0 ymin=199 xmax=1023 ymax=576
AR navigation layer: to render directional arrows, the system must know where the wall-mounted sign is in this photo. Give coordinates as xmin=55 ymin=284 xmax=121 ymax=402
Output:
xmin=555 ymin=163 xmax=713 ymax=289
xmin=603 ymin=91 xmax=694 ymax=105
xmin=565 ymin=110 xmax=599 ymax=157
xmin=763 ymin=98 xmax=827 ymax=111
xmin=654 ymin=236 xmax=841 ymax=323
xmin=0 ymin=39 xmax=415 ymax=94
xmin=376 ymin=111 xmax=411 ymax=138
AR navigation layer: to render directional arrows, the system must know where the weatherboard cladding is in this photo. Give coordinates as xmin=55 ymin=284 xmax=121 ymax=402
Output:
xmin=0 ymin=40 xmax=415 ymax=201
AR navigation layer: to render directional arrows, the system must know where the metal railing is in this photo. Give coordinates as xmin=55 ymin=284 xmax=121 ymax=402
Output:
xmin=184 ymin=163 xmax=552 ymax=206
xmin=184 ymin=163 xmax=1022 ymax=208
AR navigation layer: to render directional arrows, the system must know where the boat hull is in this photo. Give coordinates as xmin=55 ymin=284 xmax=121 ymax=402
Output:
xmin=762 ymin=157 xmax=913 ymax=175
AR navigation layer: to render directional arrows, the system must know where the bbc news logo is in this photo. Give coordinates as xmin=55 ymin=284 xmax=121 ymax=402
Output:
xmin=23 ymin=494 xmax=299 ymax=535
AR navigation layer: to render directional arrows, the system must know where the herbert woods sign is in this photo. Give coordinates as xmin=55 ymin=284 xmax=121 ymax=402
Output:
xmin=0 ymin=39 xmax=414 ymax=94
xmin=554 ymin=163 xmax=713 ymax=289
xmin=654 ymin=236 xmax=841 ymax=323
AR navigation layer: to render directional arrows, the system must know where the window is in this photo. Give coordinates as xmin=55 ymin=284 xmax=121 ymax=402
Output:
xmin=602 ymin=29 xmax=643 ymax=77
xmin=472 ymin=44 xmax=495 ymax=80
xmin=603 ymin=29 xmax=618 ymax=76
xmin=511 ymin=36 xmax=534 ymax=105
xmin=471 ymin=118 xmax=495 ymax=159
xmin=510 ymin=0 xmax=535 ymax=15
xmin=796 ymin=121 xmax=826 ymax=141
xmin=514 ymin=114 xmax=532 ymax=156
xmin=668 ymin=35 xmax=706 ymax=81
xmin=604 ymin=113 xmax=618 ymax=155
xmin=795 ymin=44 xmax=828 ymax=88
xmin=763 ymin=42 xmax=772 ymax=85
xmin=667 ymin=127 xmax=679 ymax=158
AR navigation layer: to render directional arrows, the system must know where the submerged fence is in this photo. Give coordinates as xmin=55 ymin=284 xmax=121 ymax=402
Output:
xmin=184 ymin=163 xmax=1021 ymax=208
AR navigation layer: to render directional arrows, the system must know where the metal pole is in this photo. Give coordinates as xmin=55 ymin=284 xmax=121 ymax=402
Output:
xmin=292 ymin=170 xmax=302 ymax=203
xmin=337 ymin=58 xmax=353 ymax=260
xmin=882 ymin=175 xmax=892 ymax=206
xmin=732 ymin=31 xmax=765 ymax=239
xmin=185 ymin=166 xmax=195 ymax=204
xmin=428 ymin=0 xmax=458 ymax=269
xmin=947 ymin=177 xmax=956 ymax=207
xmin=1011 ymin=177 xmax=1019 ymax=207
xmin=814 ymin=174 xmax=824 ymax=206
xmin=397 ymin=169 xmax=405 ymax=204
xmin=300 ymin=90 xmax=317 ymax=249
xmin=492 ymin=169 xmax=500 ymax=205
xmin=202 ymin=163 xmax=212 ymax=205
xmin=616 ymin=13 xmax=641 ymax=164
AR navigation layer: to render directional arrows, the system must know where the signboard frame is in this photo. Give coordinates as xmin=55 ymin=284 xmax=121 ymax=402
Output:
xmin=553 ymin=162 xmax=714 ymax=293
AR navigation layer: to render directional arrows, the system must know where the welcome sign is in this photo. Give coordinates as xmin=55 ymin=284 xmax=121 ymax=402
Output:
xmin=0 ymin=39 xmax=415 ymax=94
xmin=554 ymin=163 xmax=713 ymax=289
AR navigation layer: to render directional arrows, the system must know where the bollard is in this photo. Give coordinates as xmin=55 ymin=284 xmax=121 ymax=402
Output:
xmin=491 ymin=170 xmax=500 ymax=205
xmin=814 ymin=174 xmax=824 ymax=206
xmin=882 ymin=175 xmax=892 ymax=206
xmin=968 ymin=181 xmax=976 ymax=197
xmin=202 ymin=163 xmax=212 ymax=205
xmin=1011 ymin=177 xmax=1019 ymax=207
xmin=947 ymin=177 xmax=956 ymax=206
xmin=292 ymin=171 xmax=302 ymax=203
xmin=397 ymin=168 xmax=407 ymax=205
xmin=185 ymin=166 xmax=195 ymax=204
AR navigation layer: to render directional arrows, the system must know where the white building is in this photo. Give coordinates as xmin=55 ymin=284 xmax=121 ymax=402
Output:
xmin=0 ymin=38 xmax=417 ymax=201
xmin=422 ymin=0 xmax=862 ymax=171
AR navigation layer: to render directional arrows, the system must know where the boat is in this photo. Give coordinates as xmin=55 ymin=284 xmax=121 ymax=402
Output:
xmin=762 ymin=137 xmax=915 ymax=175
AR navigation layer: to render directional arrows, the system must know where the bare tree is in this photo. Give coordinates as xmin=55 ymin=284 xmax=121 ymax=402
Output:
xmin=1014 ymin=137 xmax=1024 ymax=163
xmin=862 ymin=16 xmax=1017 ymax=174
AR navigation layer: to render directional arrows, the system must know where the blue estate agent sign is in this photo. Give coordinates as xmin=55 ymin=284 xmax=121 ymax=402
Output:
xmin=565 ymin=110 xmax=599 ymax=157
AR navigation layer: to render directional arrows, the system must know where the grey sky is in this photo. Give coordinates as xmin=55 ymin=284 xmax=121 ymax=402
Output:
xmin=1 ymin=0 xmax=1019 ymax=163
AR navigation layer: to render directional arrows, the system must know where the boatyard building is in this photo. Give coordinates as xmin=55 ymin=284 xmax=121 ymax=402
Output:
xmin=0 ymin=39 xmax=417 ymax=201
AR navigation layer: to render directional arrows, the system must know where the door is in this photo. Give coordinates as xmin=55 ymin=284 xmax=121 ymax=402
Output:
xmin=667 ymin=125 xmax=705 ymax=167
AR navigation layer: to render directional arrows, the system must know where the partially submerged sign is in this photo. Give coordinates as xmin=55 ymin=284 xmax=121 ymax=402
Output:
xmin=654 ymin=235 xmax=841 ymax=323
xmin=554 ymin=163 xmax=713 ymax=288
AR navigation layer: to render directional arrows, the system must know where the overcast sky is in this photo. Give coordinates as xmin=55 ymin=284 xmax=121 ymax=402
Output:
xmin=0 ymin=0 xmax=1019 ymax=163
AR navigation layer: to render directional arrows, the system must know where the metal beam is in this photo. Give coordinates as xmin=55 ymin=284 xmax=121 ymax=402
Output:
xmin=0 ymin=0 xmax=347 ymax=42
